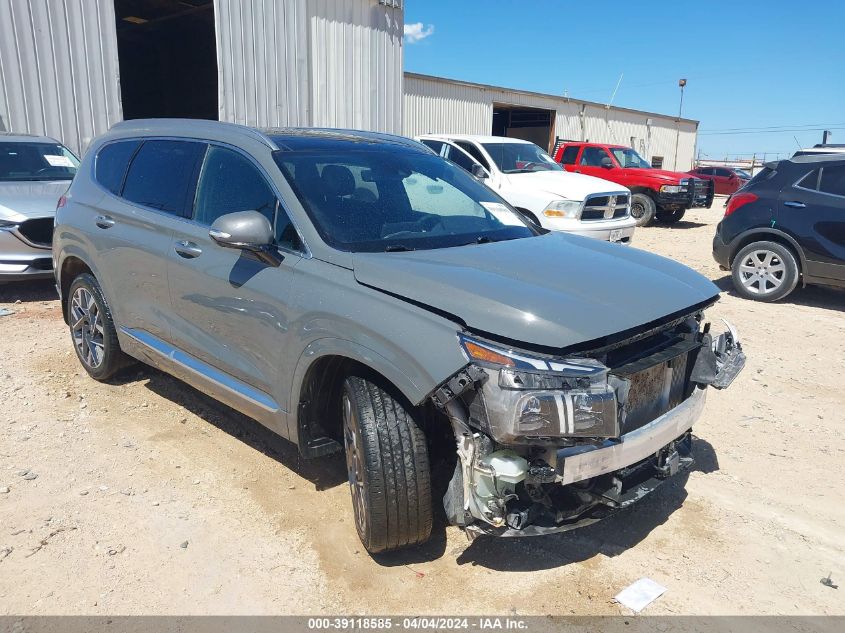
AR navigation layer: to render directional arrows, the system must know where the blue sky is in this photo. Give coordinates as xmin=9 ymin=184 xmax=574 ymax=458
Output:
xmin=403 ymin=1 xmax=845 ymax=161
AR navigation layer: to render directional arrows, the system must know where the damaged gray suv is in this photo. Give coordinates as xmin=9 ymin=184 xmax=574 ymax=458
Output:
xmin=54 ymin=120 xmax=745 ymax=553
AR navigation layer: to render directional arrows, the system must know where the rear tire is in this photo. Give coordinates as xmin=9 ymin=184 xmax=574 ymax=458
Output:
xmin=731 ymin=241 xmax=799 ymax=302
xmin=630 ymin=193 xmax=656 ymax=227
xmin=67 ymin=273 xmax=130 ymax=381
xmin=342 ymin=376 xmax=433 ymax=554
xmin=656 ymin=208 xmax=685 ymax=224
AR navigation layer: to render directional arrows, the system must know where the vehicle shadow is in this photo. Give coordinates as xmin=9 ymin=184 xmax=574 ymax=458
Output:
xmin=714 ymin=274 xmax=845 ymax=311
xmin=451 ymin=437 xmax=719 ymax=572
xmin=0 ymin=279 xmax=57 ymax=303
xmin=111 ymin=365 xmax=349 ymax=492
xmin=651 ymin=220 xmax=708 ymax=230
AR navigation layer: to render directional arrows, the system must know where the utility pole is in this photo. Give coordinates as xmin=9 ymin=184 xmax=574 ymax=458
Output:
xmin=823 ymin=130 xmax=831 ymax=145
xmin=673 ymin=78 xmax=687 ymax=170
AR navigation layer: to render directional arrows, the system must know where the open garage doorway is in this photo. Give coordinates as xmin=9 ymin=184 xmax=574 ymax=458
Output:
xmin=114 ymin=0 xmax=218 ymax=120
xmin=492 ymin=104 xmax=556 ymax=152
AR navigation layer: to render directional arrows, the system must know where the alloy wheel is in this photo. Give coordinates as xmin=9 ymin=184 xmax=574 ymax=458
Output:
xmin=70 ymin=287 xmax=105 ymax=369
xmin=738 ymin=249 xmax=786 ymax=295
xmin=342 ymin=393 xmax=368 ymax=536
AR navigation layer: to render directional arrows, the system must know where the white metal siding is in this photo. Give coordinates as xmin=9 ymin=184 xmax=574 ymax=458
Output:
xmin=0 ymin=0 xmax=122 ymax=155
xmin=215 ymin=0 xmax=404 ymax=133
xmin=215 ymin=0 xmax=310 ymax=128
xmin=404 ymin=74 xmax=699 ymax=171
xmin=307 ymin=0 xmax=403 ymax=133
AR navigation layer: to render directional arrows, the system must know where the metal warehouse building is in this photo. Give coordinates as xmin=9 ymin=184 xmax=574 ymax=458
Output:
xmin=0 ymin=0 xmax=404 ymax=155
xmin=403 ymin=73 xmax=699 ymax=171
xmin=0 ymin=0 xmax=697 ymax=170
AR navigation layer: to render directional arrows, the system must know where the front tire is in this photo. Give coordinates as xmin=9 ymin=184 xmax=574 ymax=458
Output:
xmin=67 ymin=273 xmax=128 ymax=381
xmin=630 ymin=193 xmax=656 ymax=227
xmin=342 ymin=376 xmax=433 ymax=554
xmin=731 ymin=241 xmax=799 ymax=302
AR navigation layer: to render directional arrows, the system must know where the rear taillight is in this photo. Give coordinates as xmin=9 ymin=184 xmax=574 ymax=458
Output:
xmin=725 ymin=192 xmax=758 ymax=217
xmin=57 ymin=195 xmax=67 ymax=209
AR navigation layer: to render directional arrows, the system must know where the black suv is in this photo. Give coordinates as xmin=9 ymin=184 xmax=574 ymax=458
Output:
xmin=713 ymin=154 xmax=845 ymax=301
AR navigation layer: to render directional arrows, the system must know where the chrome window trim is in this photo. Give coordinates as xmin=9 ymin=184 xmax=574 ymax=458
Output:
xmin=793 ymin=167 xmax=845 ymax=200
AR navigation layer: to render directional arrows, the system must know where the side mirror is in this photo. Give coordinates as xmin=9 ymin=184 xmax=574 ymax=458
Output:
xmin=209 ymin=210 xmax=282 ymax=267
xmin=471 ymin=164 xmax=489 ymax=179
xmin=600 ymin=157 xmax=614 ymax=169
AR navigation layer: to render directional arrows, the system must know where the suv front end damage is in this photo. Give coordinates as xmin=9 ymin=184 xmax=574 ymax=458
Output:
xmin=433 ymin=313 xmax=744 ymax=538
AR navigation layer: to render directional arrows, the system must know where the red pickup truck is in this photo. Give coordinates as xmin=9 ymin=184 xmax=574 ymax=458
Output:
xmin=554 ymin=142 xmax=714 ymax=226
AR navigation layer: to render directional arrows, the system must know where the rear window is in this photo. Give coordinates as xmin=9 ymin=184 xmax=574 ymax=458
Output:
xmin=95 ymin=140 xmax=141 ymax=195
xmin=122 ymin=140 xmax=205 ymax=216
xmin=559 ymin=146 xmax=579 ymax=165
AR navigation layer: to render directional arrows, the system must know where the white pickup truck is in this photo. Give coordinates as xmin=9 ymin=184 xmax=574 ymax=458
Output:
xmin=417 ymin=135 xmax=636 ymax=243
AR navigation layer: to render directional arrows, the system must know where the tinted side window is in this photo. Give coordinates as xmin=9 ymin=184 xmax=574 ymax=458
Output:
xmin=122 ymin=140 xmax=205 ymax=215
xmin=560 ymin=146 xmax=579 ymax=165
xmin=580 ymin=147 xmax=609 ymax=166
xmin=455 ymin=141 xmax=491 ymax=170
xmin=95 ymin=140 xmax=141 ymax=195
xmin=194 ymin=146 xmax=299 ymax=249
xmin=796 ymin=169 xmax=820 ymax=191
xmin=421 ymin=139 xmax=445 ymax=155
xmin=444 ymin=145 xmax=477 ymax=173
xmin=819 ymin=165 xmax=845 ymax=197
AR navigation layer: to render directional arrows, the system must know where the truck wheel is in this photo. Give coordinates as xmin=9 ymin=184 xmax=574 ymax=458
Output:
xmin=630 ymin=194 xmax=656 ymax=227
xmin=656 ymin=208 xmax=685 ymax=224
xmin=731 ymin=241 xmax=799 ymax=302
xmin=67 ymin=273 xmax=130 ymax=381
xmin=342 ymin=375 xmax=433 ymax=554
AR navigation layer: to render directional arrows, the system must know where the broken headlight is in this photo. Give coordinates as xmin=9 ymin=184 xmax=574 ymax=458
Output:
xmin=459 ymin=334 xmax=619 ymax=442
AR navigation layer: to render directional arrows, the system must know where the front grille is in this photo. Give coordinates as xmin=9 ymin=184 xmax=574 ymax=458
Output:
xmin=18 ymin=218 xmax=54 ymax=247
xmin=691 ymin=178 xmax=711 ymax=205
xmin=580 ymin=193 xmax=629 ymax=221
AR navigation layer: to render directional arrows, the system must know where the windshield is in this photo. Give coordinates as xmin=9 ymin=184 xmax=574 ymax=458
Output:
xmin=481 ymin=142 xmax=563 ymax=174
xmin=735 ymin=169 xmax=752 ymax=179
xmin=610 ymin=147 xmax=652 ymax=169
xmin=274 ymin=147 xmax=538 ymax=253
xmin=0 ymin=142 xmax=79 ymax=181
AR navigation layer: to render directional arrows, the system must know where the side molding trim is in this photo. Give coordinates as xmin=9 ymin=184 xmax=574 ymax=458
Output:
xmin=120 ymin=327 xmax=280 ymax=413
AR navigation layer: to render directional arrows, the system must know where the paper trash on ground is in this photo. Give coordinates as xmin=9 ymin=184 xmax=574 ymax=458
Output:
xmin=614 ymin=577 xmax=667 ymax=613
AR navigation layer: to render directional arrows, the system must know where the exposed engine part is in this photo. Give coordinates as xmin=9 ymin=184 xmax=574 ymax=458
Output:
xmin=430 ymin=365 xmax=487 ymax=407
xmin=440 ymin=398 xmax=528 ymax=529
xmin=526 ymin=459 xmax=556 ymax=484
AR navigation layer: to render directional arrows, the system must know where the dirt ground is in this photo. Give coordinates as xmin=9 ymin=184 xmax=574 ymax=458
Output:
xmin=1 ymin=198 xmax=843 ymax=616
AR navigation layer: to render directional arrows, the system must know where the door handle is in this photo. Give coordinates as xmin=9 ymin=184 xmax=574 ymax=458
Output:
xmin=174 ymin=240 xmax=202 ymax=259
xmin=94 ymin=215 xmax=115 ymax=229
xmin=783 ymin=201 xmax=806 ymax=208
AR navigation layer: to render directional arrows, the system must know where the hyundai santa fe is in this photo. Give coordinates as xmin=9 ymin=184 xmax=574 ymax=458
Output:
xmin=54 ymin=120 xmax=745 ymax=554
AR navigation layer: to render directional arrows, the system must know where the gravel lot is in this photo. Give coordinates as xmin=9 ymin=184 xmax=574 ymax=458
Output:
xmin=1 ymin=199 xmax=843 ymax=615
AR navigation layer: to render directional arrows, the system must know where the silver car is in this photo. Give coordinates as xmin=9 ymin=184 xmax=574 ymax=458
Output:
xmin=0 ymin=133 xmax=79 ymax=281
xmin=54 ymin=120 xmax=744 ymax=554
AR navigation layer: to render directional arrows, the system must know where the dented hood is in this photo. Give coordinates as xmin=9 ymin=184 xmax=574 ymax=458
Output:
xmin=352 ymin=233 xmax=719 ymax=349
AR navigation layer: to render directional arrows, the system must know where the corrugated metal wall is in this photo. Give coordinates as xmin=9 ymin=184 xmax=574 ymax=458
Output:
xmin=0 ymin=0 xmax=122 ymax=156
xmin=216 ymin=0 xmax=404 ymax=134
xmin=215 ymin=0 xmax=310 ymax=128
xmin=308 ymin=0 xmax=403 ymax=133
xmin=404 ymin=74 xmax=699 ymax=171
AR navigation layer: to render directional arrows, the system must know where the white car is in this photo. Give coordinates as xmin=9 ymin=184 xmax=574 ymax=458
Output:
xmin=417 ymin=135 xmax=636 ymax=243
